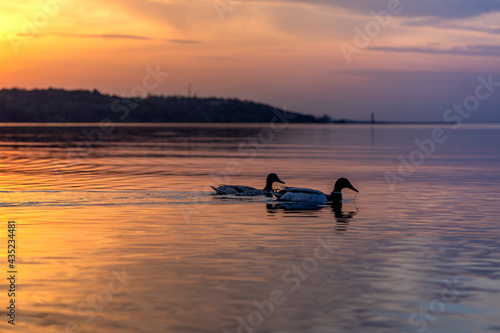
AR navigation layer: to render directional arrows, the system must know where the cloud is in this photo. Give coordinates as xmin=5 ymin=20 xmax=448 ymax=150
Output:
xmin=260 ymin=0 xmax=500 ymax=19
xmin=166 ymin=39 xmax=202 ymax=44
xmin=368 ymin=44 xmax=500 ymax=57
xmin=17 ymin=32 xmax=203 ymax=45
xmin=102 ymin=0 xmax=500 ymax=45
xmin=402 ymin=18 xmax=500 ymax=35
xmin=121 ymin=0 xmax=500 ymax=22
xmin=17 ymin=32 xmax=153 ymax=40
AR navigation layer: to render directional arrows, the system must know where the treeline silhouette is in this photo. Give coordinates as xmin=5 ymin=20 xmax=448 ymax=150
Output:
xmin=0 ymin=88 xmax=332 ymax=123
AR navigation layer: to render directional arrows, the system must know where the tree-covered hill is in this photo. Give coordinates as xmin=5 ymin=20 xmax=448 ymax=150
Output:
xmin=0 ymin=88 xmax=332 ymax=123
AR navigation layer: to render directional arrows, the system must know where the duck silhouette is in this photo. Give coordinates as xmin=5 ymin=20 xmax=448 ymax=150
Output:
xmin=273 ymin=178 xmax=358 ymax=203
xmin=211 ymin=173 xmax=285 ymax=196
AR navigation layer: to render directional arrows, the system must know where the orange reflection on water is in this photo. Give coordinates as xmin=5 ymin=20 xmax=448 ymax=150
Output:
xmin=0 ymin=124 xmax=499 ymax=333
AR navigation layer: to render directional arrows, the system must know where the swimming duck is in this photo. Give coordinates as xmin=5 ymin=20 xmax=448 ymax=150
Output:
xmin=273 ymin=177 xmax=358 ymax=203
xmin=211 ymin=173 xmax=285 ymax=196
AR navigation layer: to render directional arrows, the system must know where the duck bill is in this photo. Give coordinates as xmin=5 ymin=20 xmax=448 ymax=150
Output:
xmin=349 ymin=184 xmax=359 ymax=192
xmin=277 ymin=178 xmax=285 ymax=184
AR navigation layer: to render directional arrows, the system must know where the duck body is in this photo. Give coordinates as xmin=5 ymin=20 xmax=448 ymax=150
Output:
xmin=211 ymin=185 xmax=271 ymax=196
xmin=277 ymin=187 xmax=328 ymax=202
xmin=274 ymin=178 xmax=358 ymax=203
xmin=211 ymin=173 xmax=285 ymax=196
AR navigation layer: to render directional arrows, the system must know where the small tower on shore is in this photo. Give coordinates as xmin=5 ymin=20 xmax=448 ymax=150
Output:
xmin=371 ymin=112 xmax=375 ymax=124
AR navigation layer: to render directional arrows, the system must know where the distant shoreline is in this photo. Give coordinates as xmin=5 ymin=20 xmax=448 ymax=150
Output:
xmin=0 ymin=88 xmax=322 ymax=123
xmin=0 ymin=122 xmax=498 ymax=127
xmin=1 ymin=89 xmax=499 ymax=125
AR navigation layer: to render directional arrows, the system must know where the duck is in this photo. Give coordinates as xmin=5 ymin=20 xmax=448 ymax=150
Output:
xmin=211 ymin=173 xmax=285 ymax=196
xmin=273 ymin=177 xmax=358 ymax=203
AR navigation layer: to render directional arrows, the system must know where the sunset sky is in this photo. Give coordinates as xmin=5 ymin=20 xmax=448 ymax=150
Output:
xmin=2 ymin=0 xmax=500 ymax=121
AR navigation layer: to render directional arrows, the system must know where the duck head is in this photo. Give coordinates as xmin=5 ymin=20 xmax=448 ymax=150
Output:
xmin=334 ymin=178 xmax=358 ymax=193
xmin=329 ymin=178 xmax=358 ymax=202
xmin=265 ymin=173 xmax=285 ymax=188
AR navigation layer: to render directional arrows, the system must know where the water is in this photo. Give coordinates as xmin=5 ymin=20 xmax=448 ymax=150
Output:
xmin=0 ymin=123 xmax=499 ymax=333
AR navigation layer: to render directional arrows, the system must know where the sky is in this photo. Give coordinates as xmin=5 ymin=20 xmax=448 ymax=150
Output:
xmin=1 ymin=0 xmax=500 ymax=122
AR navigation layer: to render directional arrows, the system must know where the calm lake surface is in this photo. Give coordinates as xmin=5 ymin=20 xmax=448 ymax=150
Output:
xmin=0 ymin=123 xmax=499 ymax=333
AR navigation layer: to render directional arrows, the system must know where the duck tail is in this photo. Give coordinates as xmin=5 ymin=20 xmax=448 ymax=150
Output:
xmin=211 ymin=186 xmax=223 ymax=194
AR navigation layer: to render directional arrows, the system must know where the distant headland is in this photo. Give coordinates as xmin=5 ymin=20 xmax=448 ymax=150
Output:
xmin=0 ymin=88 xmax=342 ymax=123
